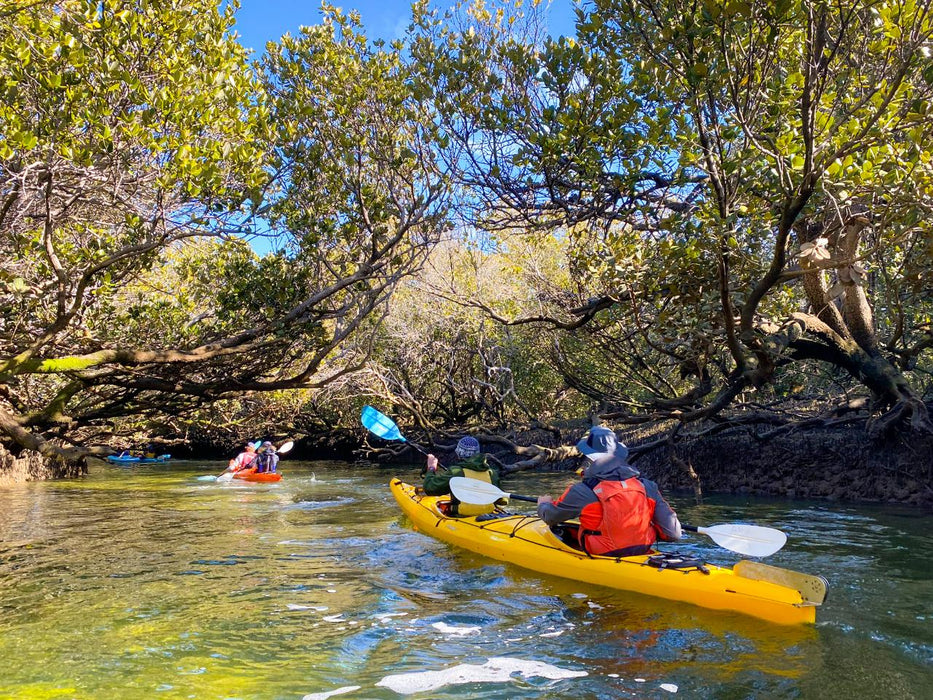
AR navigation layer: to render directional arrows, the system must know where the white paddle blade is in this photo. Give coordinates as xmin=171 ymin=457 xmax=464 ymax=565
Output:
xmin=697 ymin=523 xmax=787 ymax=557
xmin=278 ymin=441 xmax=294 ymax=454
xmin=449 ymin=476 xmax=508 ymax=505
xmin=216 ymin=471 xmax=235 ymax=482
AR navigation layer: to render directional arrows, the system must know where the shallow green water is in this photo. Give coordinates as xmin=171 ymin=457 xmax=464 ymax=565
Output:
xmin=0 ymin=460 xmax=929 ymax=699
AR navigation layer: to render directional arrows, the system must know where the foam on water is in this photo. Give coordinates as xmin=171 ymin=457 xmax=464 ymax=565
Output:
xmin=375 ymin=656 xmax=587 ymax=695
xmin=431 ymin=621 xmax=481 ymax=636
xmin=376 ymin=612 xmax=408 ymax=623
xmin=301 ymin=685 xmax=360 ymax=700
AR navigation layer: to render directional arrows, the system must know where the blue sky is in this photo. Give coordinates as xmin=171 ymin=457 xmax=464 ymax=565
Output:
xmin=233 ymin=0 xmax=579 ymax=55
xmin=231 ymin=1 xmax=579 ymax=255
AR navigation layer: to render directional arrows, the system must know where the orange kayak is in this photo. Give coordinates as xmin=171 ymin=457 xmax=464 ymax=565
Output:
xmin=233 ymin=471 xmax=282 ymax=483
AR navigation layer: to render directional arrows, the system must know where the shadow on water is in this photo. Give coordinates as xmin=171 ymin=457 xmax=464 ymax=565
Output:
xmin=0 ymin=459 xmax=929 ymax=699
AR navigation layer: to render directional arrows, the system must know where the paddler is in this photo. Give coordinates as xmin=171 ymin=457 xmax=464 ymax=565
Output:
xmin=253 ymin=441 xmax=279 ymax=473
xmin=422 ymin=436 xmax=502 ymax=516
xmin=227 ymin=442 xmax=257 ymax=475
xmin=537 ymin=426 xmax=682 ymax=556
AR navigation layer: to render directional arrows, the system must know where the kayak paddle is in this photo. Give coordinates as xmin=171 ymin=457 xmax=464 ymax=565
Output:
xmin=361 ymin=405 xmax=430 ymax=457
xmin=449 ymin=476 xmax=537 ymax=503
xmin=217 ymin=440 xmax=294 ymax=482
xmin=449 ymin=477 xmax=787 ymax=557
xmin=680 ymin=523 xmax=786 ymax=557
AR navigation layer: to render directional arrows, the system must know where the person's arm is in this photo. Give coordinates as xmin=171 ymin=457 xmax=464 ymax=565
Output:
xmin=536 ymin=484 xmax=587 ymax=527
xmin=422 ymin=454 xmax=453 ymax=495
xmin=643 ymin=479 xmax=682 ymax=541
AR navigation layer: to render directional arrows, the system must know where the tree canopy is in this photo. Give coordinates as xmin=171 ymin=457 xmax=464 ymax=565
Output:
xmin=1 ymin=0 xmax=931 ymax=473
xmin=0 ymin=0 xmax=446 ymax=460
xmin=402 ymin=0 xmax=933 ymax=440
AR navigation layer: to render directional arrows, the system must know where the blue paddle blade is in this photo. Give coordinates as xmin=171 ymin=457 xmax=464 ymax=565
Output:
xmin=361 ymin=405 xmax=407 ymax=442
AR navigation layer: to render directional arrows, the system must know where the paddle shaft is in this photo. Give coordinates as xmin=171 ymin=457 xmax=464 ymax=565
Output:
xmin=447 ymin=477 xmax=785 ymax=556
xmin=506 ymin=499 xmax=765 ymax=539
xmin=407 ymin=441 xmax=430 ymax=457
xmin=683 ymin=525 xmax=719 ymax=537
xmin=506 ymin=493 xmax=538 ymax=503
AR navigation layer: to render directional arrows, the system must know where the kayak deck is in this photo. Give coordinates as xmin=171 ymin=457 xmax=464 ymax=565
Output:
xmin=390 ymin=479 xmax=819 ymax=626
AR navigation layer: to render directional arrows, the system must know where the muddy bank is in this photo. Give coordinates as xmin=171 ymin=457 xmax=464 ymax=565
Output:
xmin=630 ymin=426 xmax=933 ymax=508
xmin=2 ymin=422 xmax=930 ymax=509
xmin=0 ymin=445 xmax=87 ymax=486
xmin=345 ymin=422 xmax=933 ymax=508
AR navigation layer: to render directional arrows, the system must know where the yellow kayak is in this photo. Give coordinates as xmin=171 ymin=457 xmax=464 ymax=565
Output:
xmin=390 ymin=479 xmax=821 ymax=626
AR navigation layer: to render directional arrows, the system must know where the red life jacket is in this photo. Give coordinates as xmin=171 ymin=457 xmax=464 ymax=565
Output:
xmin=578 ymin=477 xmax=657 ymax=556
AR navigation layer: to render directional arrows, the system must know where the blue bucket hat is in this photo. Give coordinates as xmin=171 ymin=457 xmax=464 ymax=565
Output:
xmin=576 ymin=426 xmax=622 ymax=460
xmin=455 ymin=436 xmax=481 ymax=459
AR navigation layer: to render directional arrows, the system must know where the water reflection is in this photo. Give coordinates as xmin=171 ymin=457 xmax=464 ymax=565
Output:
xmin=0 ymin=460 xmax=929 ymax=699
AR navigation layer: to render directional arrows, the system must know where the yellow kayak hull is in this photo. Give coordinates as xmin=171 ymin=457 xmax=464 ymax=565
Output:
xmin=390 ymin=479 xmax=817 ymax=626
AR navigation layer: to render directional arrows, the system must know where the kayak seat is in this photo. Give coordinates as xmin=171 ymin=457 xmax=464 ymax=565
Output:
xmin=551 ymin=523 xmax=586 ymax=552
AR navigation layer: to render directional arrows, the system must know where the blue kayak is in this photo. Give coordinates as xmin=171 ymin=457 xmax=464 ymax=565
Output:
xmin=107 ymin=454 xmax=171 ymax=464
xmin=139 ymin=454 xmax=171 ymax=463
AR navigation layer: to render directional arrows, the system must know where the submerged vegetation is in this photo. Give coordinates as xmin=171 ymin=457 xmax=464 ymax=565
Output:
xmin=1 ymin=0 xmax=931 ymax=498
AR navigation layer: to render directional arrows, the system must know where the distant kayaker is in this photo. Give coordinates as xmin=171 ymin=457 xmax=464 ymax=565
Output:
xmin=227 ymin=443 xmax=257 ymax=474
xmin=254 ymin=441 xmax=279 ymax=473
xmin=537 ymin=426 xmax=682 ymax=556
xmin=422 ymin=436 xmax=502 ymax=516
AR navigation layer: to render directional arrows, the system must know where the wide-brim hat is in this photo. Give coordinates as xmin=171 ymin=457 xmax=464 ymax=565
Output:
xmin=576 ymin=426 xmax=620 ymax=460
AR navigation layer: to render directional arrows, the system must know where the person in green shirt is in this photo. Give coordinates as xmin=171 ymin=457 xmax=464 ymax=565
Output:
xmin=422 ymin=436 xmax=501 ymax=516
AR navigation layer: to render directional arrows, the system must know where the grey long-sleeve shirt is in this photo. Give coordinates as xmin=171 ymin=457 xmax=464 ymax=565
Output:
xmin=537 ymin=454 xmax=682 ymax=542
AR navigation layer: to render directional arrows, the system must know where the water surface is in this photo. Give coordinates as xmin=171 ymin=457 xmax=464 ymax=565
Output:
xmin=0 ymin=460 xmax=929 ymax=699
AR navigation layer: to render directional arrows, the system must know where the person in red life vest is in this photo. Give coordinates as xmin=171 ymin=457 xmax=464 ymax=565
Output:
xmin=537 ymin=426 xmax=682 ymax=556
xmin=226 ymin=443 xmax=257 ymax=475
